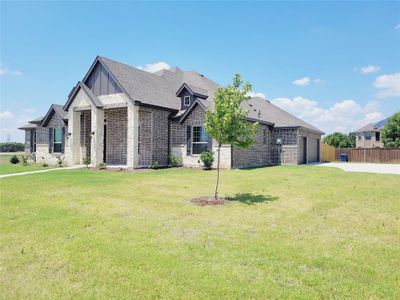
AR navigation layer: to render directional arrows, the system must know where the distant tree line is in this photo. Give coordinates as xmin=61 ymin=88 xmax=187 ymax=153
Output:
xmin=323 ymin=132 xmax=356 ymax=148
xmin=0 ymin=142 xmax=25 ymax=152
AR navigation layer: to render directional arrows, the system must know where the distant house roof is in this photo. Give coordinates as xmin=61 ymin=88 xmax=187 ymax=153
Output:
xmin=356 ymin=117 xmax=390 ymax=133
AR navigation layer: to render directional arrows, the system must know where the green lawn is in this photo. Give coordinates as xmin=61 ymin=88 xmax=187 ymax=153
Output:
xmin=1 ymin=166 xmax=399 ymax=299
xmin=0 ymin=152 xmax=51 ymax=175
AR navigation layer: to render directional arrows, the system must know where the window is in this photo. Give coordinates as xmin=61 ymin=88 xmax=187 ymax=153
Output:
xmin=53 ymin=128 xmax=63 ymax=153
xmin=358 ymin=133 xmax=361 ymax=140
xmin=192 ymin=126 xmax=209 ymax=154
xmin=262 ymin=129 xmax=267 ymax=145
xmin=30 ymin=129 xmax=36 ymax=152
xmin=184 ymin=96 xmax=190 ymax=106
xmin=375 ymin=132 xmax=380 ymax=141
xmin=365 ymin=132 xmax=372 ymax=140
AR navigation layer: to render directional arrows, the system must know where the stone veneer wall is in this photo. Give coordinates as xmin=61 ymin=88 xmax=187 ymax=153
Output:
xmin=104 ymin=108 xmax=127 ymax=165
xmin=137 ymin=107 xmax=170 ymax=167
xmin=170 ymin=104 xmax=231 ymax=169
xmin=231 ymin=124 xmax=272 ymax=168
xmin=271 ymin=129 xmax=299 ymax=165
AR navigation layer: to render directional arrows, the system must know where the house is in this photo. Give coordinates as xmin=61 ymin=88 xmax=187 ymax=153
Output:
xmin=355 ymin=118 xmax=389 ymax=148
xmin=19 ymin=56 xmax=324 ymax=168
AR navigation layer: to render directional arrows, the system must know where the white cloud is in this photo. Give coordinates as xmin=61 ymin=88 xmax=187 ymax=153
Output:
xmin=395 ymin=24 xmax=400 ymax=31
xmin=0 ymin=111 xmax=14 ymax=120
xmin=292 ymin=77 xmax=311 ymax=86
xmin=271 ymin=96 xmax=384 ymax=134
xmin=0 ymin=66 xmax=22 ymax=76
xmin=246 ymin=91 xmax=266 ymax=99
xmin=313 ymin=78 xmax=325 ymax=84
xmin=354 ymin=65 xmax=381 ymax=74
xmin=374 ymin=73 xmax=400 ymax=98
xmin=137 ymin=62 xmax=171 ymax=73
xmin=24 ymin=108 xmax=37 ymax=113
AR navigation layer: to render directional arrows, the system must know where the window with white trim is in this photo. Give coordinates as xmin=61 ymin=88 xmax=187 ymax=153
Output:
xmin=184 ymin=96 xmax=190 ymax=106
xmin=192 ymin=126 xmax=209 ymax=154
xmin=53 ymin=128 xmax=63 ymax=153
xmin=365 ymin=132 xmax=372 ymax=140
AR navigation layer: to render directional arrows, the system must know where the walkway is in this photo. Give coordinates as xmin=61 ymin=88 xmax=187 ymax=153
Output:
xmin=0 ymin=166 xmax=82 ymax=179
xmin=315 ymin=162 xmax=400 ymax=175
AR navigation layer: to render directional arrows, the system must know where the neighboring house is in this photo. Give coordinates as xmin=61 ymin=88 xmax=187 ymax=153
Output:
xmin=355 ymin=118 xmax=389 ymax=148
xmin=19 ymin=56 xmax=324 ymax=168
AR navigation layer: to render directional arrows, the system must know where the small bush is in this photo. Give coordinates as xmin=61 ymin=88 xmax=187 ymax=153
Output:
xmin=56 ymin=155 xmax=64 ymax=168
xmin=9 ymin=155 xmax=20 ymax=164
xmin=41 ymin=157 xmax=48 ymax=167
xmin=82 ymin=157 xmax=91 ymax=168
xmin=98 ymin=163 xmax=107 ymax=170
xmin=169 ymin=155 xmax=180 ymax=167
xmin=149 ymin=161 xmax=159 ymax=169
xmin=200 ymin=151 xmax=214 ymax=170
xmin=21 ymin=155 xmax=29 ymax=166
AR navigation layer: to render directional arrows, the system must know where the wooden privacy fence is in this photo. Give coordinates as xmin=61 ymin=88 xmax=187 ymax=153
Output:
xmin=321 ymin=143 xmax=335 ymax=162
xmin=334 ymin=148 xmax=400 ymax=163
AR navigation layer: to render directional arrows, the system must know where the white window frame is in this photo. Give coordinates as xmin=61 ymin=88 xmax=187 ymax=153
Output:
xmin=184 ymin=96 xmax=190 ymax=106
xmin=192 ymin=126 xmax=208 ymax=155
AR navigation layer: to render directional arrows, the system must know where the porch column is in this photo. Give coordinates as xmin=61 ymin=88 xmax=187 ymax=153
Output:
xmin=65 ymin=110 xmax=81 ymax=165
xmin=90 ymin=108 xmax=104 ymax=166
xmin=127 ymin=101 xmax=139 ymax=169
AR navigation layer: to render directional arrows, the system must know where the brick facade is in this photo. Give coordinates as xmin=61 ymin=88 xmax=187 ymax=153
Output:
xmin=137 ymin=107 xmax=170 ymax=167
xmin=232 ymin=124 xmax=272 ymax=168
xmin=271 ymin=129 xmax=299 ymax=165
xmin=105 ymin=108 xmax=127 ymax=165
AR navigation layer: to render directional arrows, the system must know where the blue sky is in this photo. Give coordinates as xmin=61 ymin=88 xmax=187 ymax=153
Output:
xmin=1 ymin=1 xmax=399 ymax=142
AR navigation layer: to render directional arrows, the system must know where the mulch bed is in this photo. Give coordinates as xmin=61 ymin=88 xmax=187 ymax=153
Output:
xmin=190 ymin=196 xmax=230 ymax=206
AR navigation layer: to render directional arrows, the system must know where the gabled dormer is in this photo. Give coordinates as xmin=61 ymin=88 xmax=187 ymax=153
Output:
xmin=176 ymin=83 xmax=208 ymax=110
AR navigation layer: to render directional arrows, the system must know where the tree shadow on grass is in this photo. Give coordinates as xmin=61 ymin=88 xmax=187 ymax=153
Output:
xmin=226 ymin=193 xmax=279 ymax=205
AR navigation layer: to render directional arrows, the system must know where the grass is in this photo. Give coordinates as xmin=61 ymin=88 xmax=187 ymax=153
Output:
xmin=0 ymin=152 xmax=52 ymax=175
xmin=1 ymin=166 xmax=399 ymax=299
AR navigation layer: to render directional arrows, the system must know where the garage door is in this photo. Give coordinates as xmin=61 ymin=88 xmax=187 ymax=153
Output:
xmin=307 ymin=138 xmax=319 ymax=163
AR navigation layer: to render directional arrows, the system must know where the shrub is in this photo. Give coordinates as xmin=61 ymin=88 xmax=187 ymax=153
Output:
xmin=169 ymin=155 xmax=180 ymax=167
xmin=98 ymin=163 xmax=107 ymax=170
xmin=56 ymin=155 xmax=64 ymax=168
xmin=41 ymin=157 xmax=48 ymax=167
xmin=82 ymin=157 xmax=91 ymax=168
xmin=149 ymin=161 xmax=159 ymax=169
xmin=9 ymin=155 xmax=20 ymax=164
xmin=21 ymin=155 xmax=29 ymax=166
xmin=199 ymin=151 xmax=214 ymax=170
xmin=0 ymin=142 xmax=25 ymax=152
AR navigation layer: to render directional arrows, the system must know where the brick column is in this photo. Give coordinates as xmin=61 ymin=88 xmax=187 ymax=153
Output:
xmin=127 ymin=101 xmax=139 ymax=169
xmin=90 ymin=108 xmax=104 ymax=166
xmin=65 ymin=110 xmax=81 ymax=165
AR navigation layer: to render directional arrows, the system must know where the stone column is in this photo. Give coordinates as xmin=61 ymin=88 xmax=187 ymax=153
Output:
xmin=127 ymin=101 xmax=139 ymax=169
xmin=65 ymin=110 xmax=81 ymax=165
xmin=90 ymin=108 xmax=104 ymax=166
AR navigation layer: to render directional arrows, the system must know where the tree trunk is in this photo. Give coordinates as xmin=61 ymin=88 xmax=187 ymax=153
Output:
xmin=214 ymin=143 xmax=221 ymax=199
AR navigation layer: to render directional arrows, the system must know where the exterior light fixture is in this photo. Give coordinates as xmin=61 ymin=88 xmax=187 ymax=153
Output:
xmin=276 ymin=138 xmax=282 ymax=145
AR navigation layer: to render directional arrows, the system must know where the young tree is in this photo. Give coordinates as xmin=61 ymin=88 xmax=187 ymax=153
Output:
xmin=205 ymin=74 xmax=258 ymax=199
xmin=382 ymin=112 xmax=400 ymax=147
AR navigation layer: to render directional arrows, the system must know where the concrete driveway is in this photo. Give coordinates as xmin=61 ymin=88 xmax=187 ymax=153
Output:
xmin=315 ymin=162 xmax=400 ymax=175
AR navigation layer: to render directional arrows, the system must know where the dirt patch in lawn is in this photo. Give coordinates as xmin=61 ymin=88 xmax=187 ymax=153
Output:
xmin=190 ymin=196 xmax=230 ymax=206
